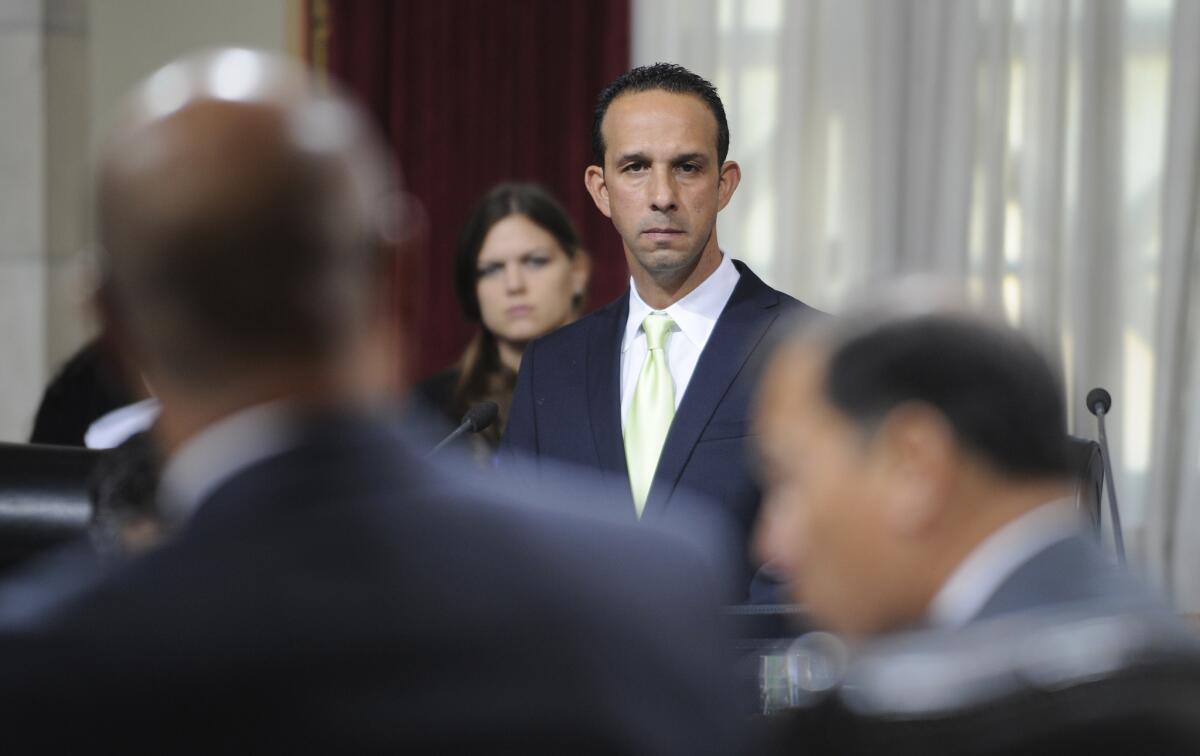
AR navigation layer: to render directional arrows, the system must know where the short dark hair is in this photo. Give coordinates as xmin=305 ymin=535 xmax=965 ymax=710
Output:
xmin=819 ymin=313 xmax=1072 ymax=479
xmin=453 ymin=182 xmax=582 ymax=323
xmin=591 ymin=63 xmax=730 ymax=167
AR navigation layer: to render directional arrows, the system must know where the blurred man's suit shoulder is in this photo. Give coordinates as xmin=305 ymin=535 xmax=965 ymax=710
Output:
xmin=0 ymin=413 xmax=740 ymax=754
xmin=978 ymin=533 xmax=1167 ymax=622
xmin=759 ymin=535 xmax=1200 ymax=756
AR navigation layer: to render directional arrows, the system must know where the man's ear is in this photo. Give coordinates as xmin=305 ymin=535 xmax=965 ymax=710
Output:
xmin=584 ymin=165 xmax=612 ymax=218
xmin=717 ymin=160 xmax=741 ymax=211
xmin=873 ymin=402 xmax=958 ymax=536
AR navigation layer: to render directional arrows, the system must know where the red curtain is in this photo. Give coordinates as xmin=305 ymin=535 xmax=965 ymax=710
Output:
xmin=324 ymin=0 xmax=631 ymax=380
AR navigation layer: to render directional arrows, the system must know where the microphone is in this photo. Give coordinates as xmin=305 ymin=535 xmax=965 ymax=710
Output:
xmin=427 ymin=402 xmax=499 ymax=457
xmin=1086 ymin=387 xmax=1125 ymax=564
xmin=1086 ymin=388 xmax=1112 ymax=416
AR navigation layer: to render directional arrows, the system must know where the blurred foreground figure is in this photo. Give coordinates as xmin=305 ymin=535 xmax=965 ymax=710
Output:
xmin=0 ymin=50 xmax=739 ymax=754
xmin=754 ymin=293 xmax=1200 ymax=754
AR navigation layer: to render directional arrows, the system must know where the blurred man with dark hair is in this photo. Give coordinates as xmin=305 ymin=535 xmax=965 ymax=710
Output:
xmin=0 ymin=50 xmax=740 ymax=753
xmin=753 ymin=293 xmax=1200 ymax=754
xmin=755 ymin=304 xmax=1098 ymax=638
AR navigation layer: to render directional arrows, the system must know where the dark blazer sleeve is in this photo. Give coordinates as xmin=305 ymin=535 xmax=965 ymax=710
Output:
xmin=499 ymin=338 xmax=538 ymax=463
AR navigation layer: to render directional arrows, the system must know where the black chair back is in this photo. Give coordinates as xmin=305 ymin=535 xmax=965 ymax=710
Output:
xmin=0 ymin=442 xmax=100 ymax=571
xmin=1066 ymin=435 xmax=1103 ymax=533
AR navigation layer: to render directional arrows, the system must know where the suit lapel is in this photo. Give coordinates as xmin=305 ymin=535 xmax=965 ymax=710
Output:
xmin=587 ymin=292 xmax=634 ymax=504
xmin=642 ymin=264 xmax=781 ymax=516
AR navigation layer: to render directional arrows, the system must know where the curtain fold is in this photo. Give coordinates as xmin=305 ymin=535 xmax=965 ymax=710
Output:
xmin=322 ymin=0 xmax=630 ymax=379
xmin=1147 ymin=0 xmax=1200 ymax=605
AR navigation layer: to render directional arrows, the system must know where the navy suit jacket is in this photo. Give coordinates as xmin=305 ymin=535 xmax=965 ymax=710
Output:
xmin=0 ymin=413 xmax=742 ymax=753
xmin=502 ymin=261 xmax=816 ymax=592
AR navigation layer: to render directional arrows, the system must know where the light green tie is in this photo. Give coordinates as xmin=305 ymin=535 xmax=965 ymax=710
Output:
xmin=625 ymin=313 xmax=676 ymax=517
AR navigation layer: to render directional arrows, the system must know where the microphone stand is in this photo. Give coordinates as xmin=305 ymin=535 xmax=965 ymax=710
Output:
xmin=427 ymin=401 xmax=499 ymax=459
xmin=1087 ymin=388 xmax=1126 ymax=565
xmin=428 ymin=421 xmax=473 ymax=458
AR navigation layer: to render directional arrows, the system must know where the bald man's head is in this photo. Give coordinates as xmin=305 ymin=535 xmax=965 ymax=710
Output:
xmin=97 ymin=50 xmax=402 ymax=390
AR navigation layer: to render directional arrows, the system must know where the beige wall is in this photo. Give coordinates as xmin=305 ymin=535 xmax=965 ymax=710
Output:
xmin=0 ymin=0 xmax=89 ymax=444
xmin=90 ymin=0 xmax=293 ymax=149
xmin=0 ymin=0 xmax=294 ymax=443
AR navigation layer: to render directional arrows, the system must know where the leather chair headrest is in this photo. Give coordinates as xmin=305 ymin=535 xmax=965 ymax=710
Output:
xmin=0 ymin=442 xmax=101 ymax=571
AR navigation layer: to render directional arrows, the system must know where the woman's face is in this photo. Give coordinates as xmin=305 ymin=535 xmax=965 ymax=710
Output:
xmin=475 ymin=214 xmax=588 ymax=347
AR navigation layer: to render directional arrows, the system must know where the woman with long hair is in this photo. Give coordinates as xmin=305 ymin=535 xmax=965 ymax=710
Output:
xmin=415 ymin=182 xmax=590 ymax=452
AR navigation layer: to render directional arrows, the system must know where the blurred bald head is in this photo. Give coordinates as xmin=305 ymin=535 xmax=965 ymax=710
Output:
xmin=97 ymin=50 xmax=401 ymax=394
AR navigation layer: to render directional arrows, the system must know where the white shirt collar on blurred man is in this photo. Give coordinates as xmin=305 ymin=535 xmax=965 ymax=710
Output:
xmin=927 ymin=500 xmax=1085 ymax=629
xmin=157 ymin=400 xmax=297 ymax=526
xmin=84 ymin=398 xmax=161 ymax=449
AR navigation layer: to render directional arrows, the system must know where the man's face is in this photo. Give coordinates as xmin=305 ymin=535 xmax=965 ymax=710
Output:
xmin=585 ymin=90 xmax=738 ymax=281
xmin=753 ymin=344 xmax=913 ymax=639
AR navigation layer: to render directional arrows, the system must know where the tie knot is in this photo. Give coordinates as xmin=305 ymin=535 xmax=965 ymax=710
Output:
xmin=642 ymin=312 xmax=674 ymax=350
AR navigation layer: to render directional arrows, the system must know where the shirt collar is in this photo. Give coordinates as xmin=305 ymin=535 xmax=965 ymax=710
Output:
xmin=927 ymin=499 xmax=1085 ymax=629
xmin=158 ymin=400 xmax=298 ymax=526
xmin=84 ymin=398 xmax=161 ymax=449
xmin=622 ymin=252 xmax=741 ymax=353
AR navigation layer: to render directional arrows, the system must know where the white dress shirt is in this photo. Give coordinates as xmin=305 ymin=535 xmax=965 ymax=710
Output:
xmin=620 ymin=253 xmax=741 ymax=428
xmin=158 ymin=400 xmax=297 ymax=525
xmin=926 ymin=500 xmax=1086 ymax=629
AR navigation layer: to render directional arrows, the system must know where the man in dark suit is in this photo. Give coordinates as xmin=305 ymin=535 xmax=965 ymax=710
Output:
xmin=502 ymin=64 xmax=817 ymax=596
xmin=0 ymin=50 xmax=742 ymax=753
xmin=752 ymin=296 xmax=1200 ymax=753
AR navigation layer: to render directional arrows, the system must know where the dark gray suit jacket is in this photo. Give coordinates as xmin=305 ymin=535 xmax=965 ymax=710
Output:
xmin=976 ymin=533 xmax=1168 ymax=622
xmin=758 ymin=535 xmax=1200 ymax=755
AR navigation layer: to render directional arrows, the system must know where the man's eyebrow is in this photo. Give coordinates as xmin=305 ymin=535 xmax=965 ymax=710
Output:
xmin=615 ymin=152 xmax=650 ymax=164
xmin=614 ymin=151 xmax=710 ymax=166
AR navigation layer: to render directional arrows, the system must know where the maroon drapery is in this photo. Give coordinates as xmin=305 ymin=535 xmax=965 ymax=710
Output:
xmin=323 ymin=0 xmax=630 ymax=380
